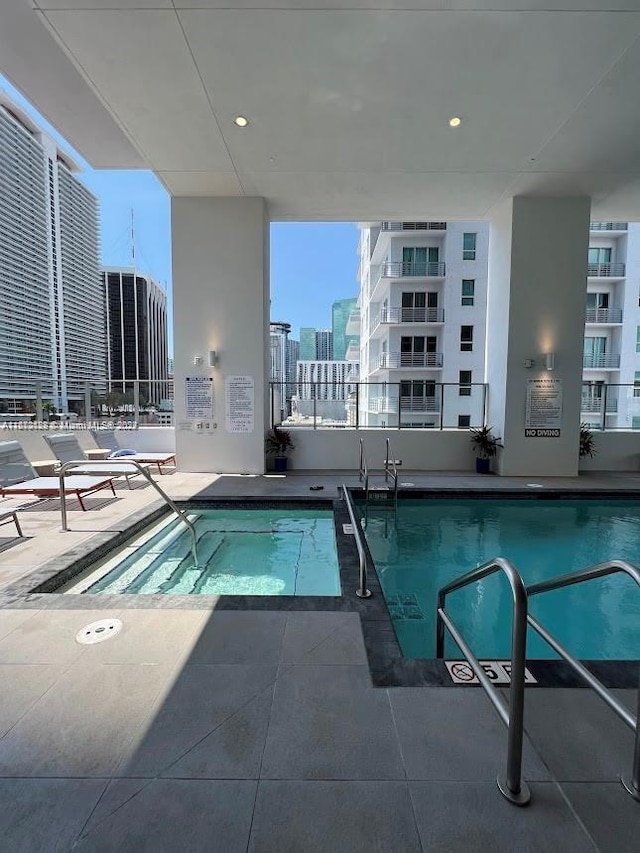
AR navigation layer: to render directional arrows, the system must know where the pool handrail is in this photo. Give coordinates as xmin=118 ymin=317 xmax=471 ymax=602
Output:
xmin=341 ymin=484 xmax=371 ymax=599
xmin=58 ymin=459 xmax=198 ymax=568
xmin=436 ymin=556 xmax=530 ymax=806
xmin=384 ymin=437 xmax=399 ymax=508
xmin=358 ymin=438 xmax=369 ymax=495
xmin=527 ymin=559 xmax=640 ymax=801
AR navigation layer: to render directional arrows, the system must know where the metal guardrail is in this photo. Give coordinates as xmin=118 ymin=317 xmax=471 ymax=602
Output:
xmin=590 ymin=222 xmax=628 ymax=231
xmin=358 ymin=437 xmax=369 ymax=494
xmin=373 ymin=307 xmax=445 ymax=329
xmin=384 ymin=437 xmax=399 ymax=509
xmin=527 ymin=560 xmax=640 ymax=801
xmin=583 ymin=353 xmax=621 ymax=369
xmin=342 ymin=483 xmax=371 ymax=599
xmin=381 ymin=221 xmax=447 ymax=232
xmin=436 ymin=557 xmax=530 ymax=806
xmin=58 ymin=459 xmax=198 ymax=567
xmin=377 ymin=352 xmax=444 ymax=369
xmin=585 ymin=308 xmax=623 ymax=324
xmin=587 ymin=262 xmax=625 ymax=277
xmin=380 ymin=261 xmax=447 ymax=279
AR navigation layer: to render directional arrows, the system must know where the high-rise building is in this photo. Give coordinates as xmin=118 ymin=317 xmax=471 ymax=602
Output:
xmin=269 ymin=321 xmax=290 ymax=385
xmin=315 ymin=329 xmax=333 ymax=360
xmin=103 ymin=267 xmax=168 ymax=405
xmin=356 ymin=221 xmax=488 ymax=428
xmin=0 ymin=91 xmax=105 ymax=413
xmin=332 ymin=297 xmax=358 ymax=360
xmin=299 ymin=327 xmax=316 ymax=361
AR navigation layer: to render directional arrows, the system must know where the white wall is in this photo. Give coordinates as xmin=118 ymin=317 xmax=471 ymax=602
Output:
xmin=488 ymin=197 xmax=591 ymax=476
xmin=172 ymin=198 xmax=269 ymax=473
xmin=579 ymin=431 xmax=640 ymax=472
xmin=288 ymin=429 xmax=476 ymax=471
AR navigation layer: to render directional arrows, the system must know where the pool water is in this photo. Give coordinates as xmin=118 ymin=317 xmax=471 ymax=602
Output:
xmin=361 ymin=499 xmax=640 ymax=660
xmin=65 ymin=508 xmax=341 ymax=596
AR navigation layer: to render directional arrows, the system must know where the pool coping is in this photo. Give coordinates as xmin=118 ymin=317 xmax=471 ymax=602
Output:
xmin=1 ymin=488 xmax=638 ymax=689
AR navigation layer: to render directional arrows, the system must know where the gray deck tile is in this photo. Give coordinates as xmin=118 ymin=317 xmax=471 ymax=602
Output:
xmin=410 ymin=781 xmax=595 ymax=852
xmin=248 ymin=780 xmax=421 ymax=853
xmin=390 ymin=687 xmax=550 ymax=781
xmin=562 ymin=782 xmax=640 ymax=852
xmin=74 ymin=779 xmax=257 ymax=853
xmin=0 ymin=778 xmax=107 ymax=853
xmin=0 ymin=609 xmax=37 ymax=641
xmin=187 ymin=611 xmax=287 ymax=665
xmin=0 ymin=663 xmax=65 ymax=738
xmin=115 ymin=664 xmax=276 ymax=778
xmin=280 ymin=611 xmax=367 ymax=665
xmin=523 ymin=688 xmax=635 ymax=780
xmin=86 ymin=609 xmax=208 ymax=665
xmin=0 ymin=660 xmax=172 ymax=777
xmin=261 ymin=665 xmax=405 ymax=780
xmin=0 ymin=608 xmax=120 ymax=665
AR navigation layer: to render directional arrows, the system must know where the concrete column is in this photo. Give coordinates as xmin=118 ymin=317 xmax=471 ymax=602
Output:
xmin=172 ymin=197 xmax=269 ymax=473
xmin=487 ymin=197 xmax=590 ymax=477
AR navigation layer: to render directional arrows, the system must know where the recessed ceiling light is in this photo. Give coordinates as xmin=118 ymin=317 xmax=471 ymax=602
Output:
xmin=234 ymin=116 xmax=249 ymax=127
xmin=449 ymin=116 xmax=461 ymax=127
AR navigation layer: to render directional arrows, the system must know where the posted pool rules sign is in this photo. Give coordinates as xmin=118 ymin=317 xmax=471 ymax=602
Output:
xmin=525 ymin=378 xmax=562 ymax=438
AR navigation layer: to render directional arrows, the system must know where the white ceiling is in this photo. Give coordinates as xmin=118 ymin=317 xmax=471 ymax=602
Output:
xmin=3 ymin=1 xmax=640 ymax=219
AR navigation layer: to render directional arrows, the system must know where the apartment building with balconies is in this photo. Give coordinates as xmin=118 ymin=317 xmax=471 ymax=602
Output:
xmin=581 ymin=222 xmax=640 ymax=430
xmin=356 ymin=221 xmax=489 ymax=428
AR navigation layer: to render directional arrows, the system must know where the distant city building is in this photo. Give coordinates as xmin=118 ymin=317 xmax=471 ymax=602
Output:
xmin=295 ymin=360 xmax=353 ymax=401
xmin=299 ymin=327 xmax=316 ymax=361
xmin=0 ymin=91 xmax=105 ymax=412
xmin=332 ymin=297 xmax=358 ymax=360
xmin=269 ymin=321 xmax=291 ymax=384
xmin=286 ymin=337 xmax=299 ymax=392
xmin=103 ymin=267 xmax=168 ymax=405
xmin=315 ymin=329 xmax=333 ymax=360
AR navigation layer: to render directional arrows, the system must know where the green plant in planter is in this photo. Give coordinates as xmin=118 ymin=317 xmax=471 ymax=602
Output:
xmin=579 ymin=423 xmax=597 ymax=459
xmin=470 ymin=425 xmax=503 ymax=474
xmin=265 ymin=427 xmax=295 ymax=472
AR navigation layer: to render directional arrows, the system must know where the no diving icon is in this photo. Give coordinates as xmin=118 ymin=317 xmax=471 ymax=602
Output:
xmin=446 ymin=660 xmax=537 ymax=685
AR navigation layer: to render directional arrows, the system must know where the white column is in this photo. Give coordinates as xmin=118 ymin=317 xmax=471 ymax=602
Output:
xmin=487 ymin=197 xmax=590 ymax=477
xmin=172 ymin=197 xmax=269 ymax=473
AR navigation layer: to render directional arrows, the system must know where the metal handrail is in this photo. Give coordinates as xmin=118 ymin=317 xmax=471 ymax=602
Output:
xmin=436 ymin=557 xmax=530 ymax=806
xmin=58 ymin=459 xmax=199 ymax=567
xmin=358 ymin=438 xmax=369 ymax=495
xmin=384 ymin=437 xmax=399 ymax=508
xmin=527 ymin=559 xmax=640 ymax=800
xmin=341 ymin=484 xmax=371 ymax=599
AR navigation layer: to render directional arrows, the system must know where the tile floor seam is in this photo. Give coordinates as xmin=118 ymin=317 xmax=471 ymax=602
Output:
xmin=385 ymin=687 xmax=425 ymax=853
xmin=554 ymin=779 xmax=602 ymax=852
xmin=68 ymin=778 xmax=112 ymax=851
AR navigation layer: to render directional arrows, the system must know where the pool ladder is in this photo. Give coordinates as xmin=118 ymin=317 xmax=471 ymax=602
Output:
xmin=358 ymin=438 xmax=398 ymax=510
xmin=436 ymin=557 xmax=640 ymax=807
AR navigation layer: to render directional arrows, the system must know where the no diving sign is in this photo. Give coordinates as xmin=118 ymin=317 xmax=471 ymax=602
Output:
xmin=446 ymin=660 xmax=537 ymax=685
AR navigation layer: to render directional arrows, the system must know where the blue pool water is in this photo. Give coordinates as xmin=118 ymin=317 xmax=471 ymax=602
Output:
xmin=361 ymin=499 xmax=640 ymax=660
xmin=66 ymin=508 xmax=341 ymax=596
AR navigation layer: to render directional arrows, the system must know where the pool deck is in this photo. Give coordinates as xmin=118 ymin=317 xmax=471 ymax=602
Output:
xmin=0 ymin=470 xmax=639 ymax=850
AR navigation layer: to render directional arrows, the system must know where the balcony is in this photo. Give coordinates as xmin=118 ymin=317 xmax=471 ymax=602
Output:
xmin=381 ymin=221 xmax=447 ymax=232
xmin=370 ymin=306 xmax=445 ymax=335
xmin=379 ymin=261 xmax=446 ymax=280
xmin=375 ymin=352 xmax=444 ymax=370
xmin=583 ymin=353 xmax=620 ymax=369
xmin=587 ymin=262 xmax=625 ymax=278
xmin=345 ymin=309 xmax=360 ymax=336
xmin=345 ymin=341 xmax=360 ymax=362
xmin=589 ymin=222 xmax=628 ymax=231
xmin=368 ymin=396 xmax=440 ymax=414
xmin=580 ymin=398 xmax=618 ymax=413
xmin=585 ymin=308 xmax=623 ymax=325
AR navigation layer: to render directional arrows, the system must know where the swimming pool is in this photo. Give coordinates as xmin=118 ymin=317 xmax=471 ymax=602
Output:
xmin=63 ymin=508 xmax=341 ymax=596
xmin=361 ymin=498 xmax=640 ymax=660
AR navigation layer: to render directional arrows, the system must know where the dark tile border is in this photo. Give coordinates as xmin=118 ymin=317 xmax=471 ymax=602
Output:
xmin=1 ymin=490 xmax=638 ymax=690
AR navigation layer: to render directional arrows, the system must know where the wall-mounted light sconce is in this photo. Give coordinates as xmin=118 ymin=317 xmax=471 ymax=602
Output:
xmin=193 ymin=355 xmax=203 ymax=366
xmin=545 ymin=353 xmax=555 ymax=371
xmin=524 ymin=359 xmax=535 ymax=369
xmin=209 ymin=350 xmax=218 ymax=368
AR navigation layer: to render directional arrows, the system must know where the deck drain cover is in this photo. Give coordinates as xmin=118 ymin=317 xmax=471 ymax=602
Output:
xmin=76 ymin=619 xmax=123 ymax=645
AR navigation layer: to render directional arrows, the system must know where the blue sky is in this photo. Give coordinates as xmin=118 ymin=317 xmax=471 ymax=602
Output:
xmin=1 ymin=75 xmax=359 ymax=350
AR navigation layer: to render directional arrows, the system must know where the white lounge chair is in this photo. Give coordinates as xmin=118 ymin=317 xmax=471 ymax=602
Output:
xmin=0 ymin=440 xmax=116 ymax=511
xmin=43 ymin=433 xmax=152 ymax=489
xmin=0 ymin=505 xmax=22 ymax=537
xmin=90 ymin=428 xmax=176 ymax=474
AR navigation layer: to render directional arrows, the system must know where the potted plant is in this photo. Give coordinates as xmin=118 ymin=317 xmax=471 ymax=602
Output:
xmin=265 ymin=426 xmax=295 ymax=472
xmin=579 ymin=423 xmax=597 ymax=460
xmin=470 ymin=425 xmax=503 ymax=474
